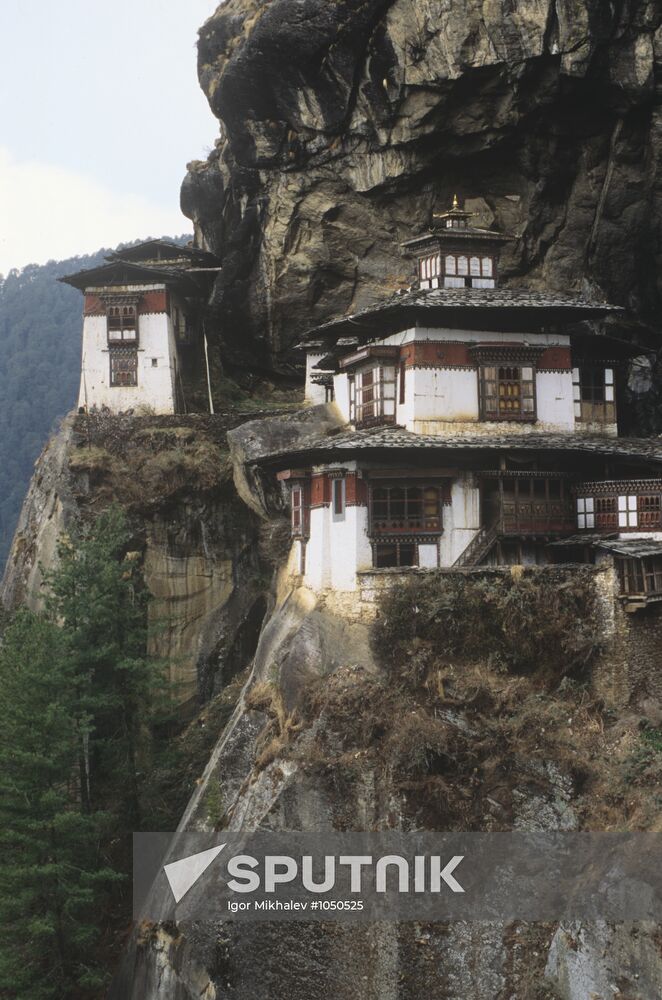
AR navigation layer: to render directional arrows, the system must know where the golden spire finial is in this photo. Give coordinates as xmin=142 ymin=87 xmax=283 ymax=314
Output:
xmin=452 ymin=193 xmax=459 ymax=209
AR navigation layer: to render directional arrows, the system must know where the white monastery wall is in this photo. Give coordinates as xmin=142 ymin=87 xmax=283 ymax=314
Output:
xmin=334 ymin=372 xmax=351 ymax=423
xmin=382 ymin=326 xmax=570 ymax=349
xmin=404 ymin=368 xmax=478 ymax=424
xmin=79 ymin=307 xmax=179 ymax=414
xmin=535 ymin=371 xmax=574 ymax=430
xmin=304 ymin=352 xmax=328 ymax=405
xmin=439 ymin=477 xmax=481 ymax=566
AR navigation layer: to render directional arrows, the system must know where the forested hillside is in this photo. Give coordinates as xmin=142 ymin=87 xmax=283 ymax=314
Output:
xmin=0 ymin=239 xmax=190 ymax=573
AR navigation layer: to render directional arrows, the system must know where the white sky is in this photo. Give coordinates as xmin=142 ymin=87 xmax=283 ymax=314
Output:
xmin=0 ymin=0 xmax=220 ymax=274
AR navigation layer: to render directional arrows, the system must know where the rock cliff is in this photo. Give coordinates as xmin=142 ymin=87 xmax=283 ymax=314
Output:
xmin=182 ymin=0 xmax=662 ymax=384
xmin=110 ymin=413 xmax=662 ymax=1000
xmin=4 ymin=3 xmax=662 ymax=997
xmin=0 ymin=412 xmax=274 ymax=711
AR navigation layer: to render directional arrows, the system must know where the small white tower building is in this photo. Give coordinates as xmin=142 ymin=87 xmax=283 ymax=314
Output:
xmin=61 ymin=240 xmax=220 ymax=414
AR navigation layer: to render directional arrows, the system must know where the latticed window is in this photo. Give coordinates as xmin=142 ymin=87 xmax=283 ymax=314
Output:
xmin=109 ymin=347 xmax=138 ymax=387
xmin=107 ymin=304 xmax=138 ymax=343
xmin=595 ymin=496 xmax=618 ymax=529
xmin=349 ymin=366 xmax=396 ymax=426
xmin=480 ymin=366 xmax=535 ymax=421
xmin=638 ymin=495 xmax=662 ymax=528
xmin=370 ymin=484 xmax=444 ymax=534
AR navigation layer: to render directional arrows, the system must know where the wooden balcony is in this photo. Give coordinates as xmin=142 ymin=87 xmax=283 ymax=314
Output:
xmin=481 ymin=476 xmax=575 ymax=536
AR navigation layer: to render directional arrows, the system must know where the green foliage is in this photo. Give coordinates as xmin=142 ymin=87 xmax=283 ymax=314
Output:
xmin=641 ymin=726 xmax=662 ymax=753
xmin=376 ymin=567 xmax=602 ymax=682
xmin=0 ymin=611 xmax=120 ymax=999
xmin=0 ymin=507 xmax=170 ymax=997
xmin=44 ymin=506 xmax=167 ymax=827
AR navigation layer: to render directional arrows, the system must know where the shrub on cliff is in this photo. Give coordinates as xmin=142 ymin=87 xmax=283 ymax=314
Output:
xmin=376 ymin=567 xmax=603 ymax=684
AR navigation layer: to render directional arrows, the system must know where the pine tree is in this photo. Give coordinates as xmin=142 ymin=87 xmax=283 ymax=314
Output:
xmin=45 ymin=506 xmax=163 ymax=829
xmin=0 ymin=508 xmax=169 ymax=996
xmin=0 ymin=611 xmax=119 ymax=999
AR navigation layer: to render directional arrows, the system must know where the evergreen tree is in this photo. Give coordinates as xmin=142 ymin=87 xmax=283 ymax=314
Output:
xmin=0 ymin=508 xmax=169 ymax=996
xmin=45 ymin=506 xmax=163 ymax=829
xmin=0 ymin=611 xmax=118 ymax=999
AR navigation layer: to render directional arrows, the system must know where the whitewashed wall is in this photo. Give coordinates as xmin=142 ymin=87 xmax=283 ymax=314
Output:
xmin=304 ymin=352 xmax=328 ymax=405
xmin=78 ymin=307 xmax=179 ymax=413
xmin=439 ymin=476 xmax=482 ymax=566
xmin=332 ymin=325 xmax=579 ymax=435
xmin=334 ymin=372 xmax=351 ymax=422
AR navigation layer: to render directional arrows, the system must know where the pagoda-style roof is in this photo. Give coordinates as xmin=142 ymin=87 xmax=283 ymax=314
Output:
xmin=303 ymin=287 xmax=623 ymax=344
xmin=59 ymin=260 xmax=195 ymax=292
xmin=60 ymin=238 xmax=221 ymax=292
xmin=249 ymin=422 xmax=662 ymax=469
xmin=402 ymin=195 xmax=512 ymax=256
xmin=105 ymin=238 xmax=220 ymax=268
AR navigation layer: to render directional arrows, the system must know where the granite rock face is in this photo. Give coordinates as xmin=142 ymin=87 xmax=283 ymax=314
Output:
xmin=182 ymin=0 xmax=662 ymax=375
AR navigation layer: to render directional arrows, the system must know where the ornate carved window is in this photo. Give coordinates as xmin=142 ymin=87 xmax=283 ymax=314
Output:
xmin=109 ymin=347 xmax=138 ymax=387
xmin=107 ymin=304 xmax=138 ymax=343
xmin=638 ymin=495 xmax=662 ymax=529
xmin=370 ymin=484 xmax=445 ymax=535
xmin=479 ymin=365 xmax=536 ymax=421
xmin=575 ymin=485 xmax=662 ymax=532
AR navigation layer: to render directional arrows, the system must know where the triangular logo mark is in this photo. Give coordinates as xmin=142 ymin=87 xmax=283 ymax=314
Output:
xmin=164 ymin=844 xmax=226 ymax=904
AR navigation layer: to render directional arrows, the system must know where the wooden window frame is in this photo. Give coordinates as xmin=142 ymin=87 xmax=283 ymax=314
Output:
xmin=349 ymin=365 xmax=396 ymax=427
xmin=618 ymin=557 xmax=662 ymax=598
xmin=332 ymin=478 xmax=346 ymax=522
xmin=419 ymin=253 xmax=441 ymax=285
xmin=109 ymin=346 xmax=138 ymax=388
xmin=572 ymin=366 xmax=615 ymax=424
xmin=373 ymin=540 xmax=417 ymax=568
xmin=442 ymin=253 xmax=496 ymax=288
xmin=290 ymin=483 xmax=310 ymax=539
xmin=369 ymin=483 xmax=444 ymax=535
xmin=107 ymin=304 xmax=138 ymax=344
xmin=479 ymin=364 xmax=536 ymax=422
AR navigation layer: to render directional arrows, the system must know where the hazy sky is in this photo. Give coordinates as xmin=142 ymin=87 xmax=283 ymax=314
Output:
xmin=0 ymin=0 xmax=220 ymax=274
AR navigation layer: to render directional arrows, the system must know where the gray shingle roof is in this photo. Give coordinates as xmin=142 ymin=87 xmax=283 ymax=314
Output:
xmin=253 ymin=422 xmax=662 ymax=465
xmin=304 ymin=287 xmax=623 ymax=342
xmin=596 ymin=538 xmax=662 ymax=558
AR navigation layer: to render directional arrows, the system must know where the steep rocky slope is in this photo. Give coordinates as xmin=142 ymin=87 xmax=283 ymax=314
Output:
xmin=182 ymin=0 xmax=662 ymax=383
xmin=4 ymin=3 xmax=662 ymax=997
xmin=109 ymin=412 xmax=662 ymax=1000
xmin=0 ymin=411 xmax=281 ymax=711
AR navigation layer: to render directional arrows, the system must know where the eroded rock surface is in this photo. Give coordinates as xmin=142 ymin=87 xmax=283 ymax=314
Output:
xmin=183 ymin=0 xmax=662 ymax=396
